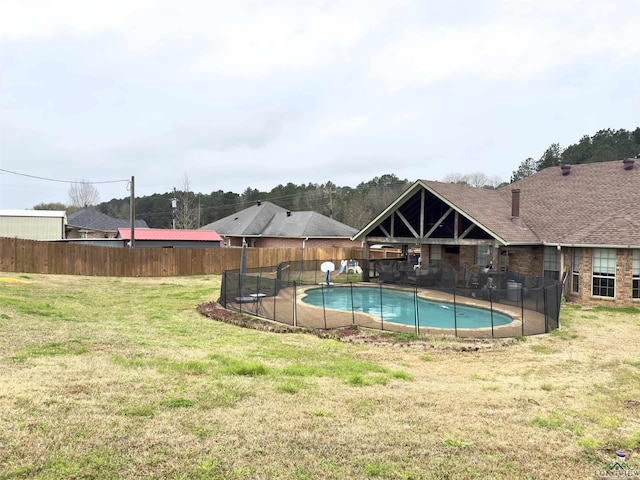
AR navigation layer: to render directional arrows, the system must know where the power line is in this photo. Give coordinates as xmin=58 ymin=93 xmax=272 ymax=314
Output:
xmin=0 ymin=168 xmax=129 ymax=185
xmin=129 ymin=180 xmax=411 ymax=220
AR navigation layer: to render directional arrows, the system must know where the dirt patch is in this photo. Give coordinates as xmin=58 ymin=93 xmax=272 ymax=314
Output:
xmin=197 ymin=301 xmax=518 ymax=351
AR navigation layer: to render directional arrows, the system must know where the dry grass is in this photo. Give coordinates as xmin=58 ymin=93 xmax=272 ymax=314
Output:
xmin=1 ymin=273 xmax=639 ymax=479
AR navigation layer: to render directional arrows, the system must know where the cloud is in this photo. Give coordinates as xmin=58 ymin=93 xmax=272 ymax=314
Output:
xmin=315 ymin=115 xmax=369 ymax=141
xmin=0 ymin=0 xmax=154 ymax=42
xmin=368 ymin=0 xmax=640 ymax=90
xmin=1 ymin=0 xmax=638 ymax=210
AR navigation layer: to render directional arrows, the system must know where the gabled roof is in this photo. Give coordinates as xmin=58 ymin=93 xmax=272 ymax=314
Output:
xmin=200 ymin=201 xmax=357 ymax=238
xmin=354 ymin=158 xmax=640 ymax=248
xmin=353 ymin=181 xmax=537 ymax=245
xmin=117 ymin=228 xmax=222 ymax=242
xmin=263 ymin=211 xmax=358 ymax=238
xmin=68 ymin=208 xmax=148 ymax=231
xmin=422 ymin=180 xmax=539 ymax=244
xmin=503 ymin=159 xmax=640 ymax=246
xmin=200 ymin=201 xmax=287 ymax=236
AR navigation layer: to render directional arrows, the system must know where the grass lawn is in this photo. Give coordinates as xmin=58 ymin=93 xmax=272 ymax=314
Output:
xmin=0 ymin=273 xmax=639 ymax=479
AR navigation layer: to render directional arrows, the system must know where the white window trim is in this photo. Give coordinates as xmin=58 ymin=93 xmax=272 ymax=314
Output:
xmin=591 ymin=248 xmax=616 ymax=299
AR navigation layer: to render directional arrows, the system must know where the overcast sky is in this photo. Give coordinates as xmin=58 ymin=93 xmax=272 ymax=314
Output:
xmin=1 ymin=0 xmax=638 ymax=210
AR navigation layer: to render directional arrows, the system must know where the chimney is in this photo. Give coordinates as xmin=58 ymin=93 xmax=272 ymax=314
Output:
xmin=561 ymin=164 xmax=571 ymax=176
xmin=623 ymin=158 xmax=635 ymax=170
xmin=511 ymin=189 xmax=520 ymax=218
xmin=286 ymin=210 xmax=291 ymax=217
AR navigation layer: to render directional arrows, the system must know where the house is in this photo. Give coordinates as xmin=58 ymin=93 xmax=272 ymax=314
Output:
xmin=353 ymin=158 xmax=640 ymax=307
xmin=200 ymin=201 xmax=358 ymax=248
xmin=0 ymin=209 xmax=67 ymax=240
xmin=67 ymin=208 xmax=148 ymax=239
xmin=116 ymin=228 xmax=222 ymax=249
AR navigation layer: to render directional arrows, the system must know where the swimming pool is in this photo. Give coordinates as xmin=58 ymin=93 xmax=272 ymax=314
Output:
xmin=301 ymin=286 xmax=512 ymax=329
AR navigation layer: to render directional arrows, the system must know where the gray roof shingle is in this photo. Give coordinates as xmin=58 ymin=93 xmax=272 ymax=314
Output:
xmin=200 ymin=202 xmax=287 ymax=236
xmin=263 ymin=211 xmax=358 ymax=238
xmin=67 ymin=208 xmax=148 ymax=231
xmin=200 ymin=201 xmax=357 ymax=238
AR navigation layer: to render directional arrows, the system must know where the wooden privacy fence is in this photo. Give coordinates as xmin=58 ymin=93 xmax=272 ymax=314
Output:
xmin=0 ymin=237 xmax=380 ymax=277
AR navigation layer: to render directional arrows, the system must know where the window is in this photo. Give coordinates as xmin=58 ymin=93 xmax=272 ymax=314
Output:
xmin=592 ymin=249 xmax=616 ymax=298
xmin=543 ymin=247 xmax=560 ymax=280
xmin=571 ymin=249 xmax=580 ymax=293
xmin=475 ymin=245 xmax=492 ymax=267
xmin=429 ymin=245 xmax=442 ymax=265
xmin=633 ymin=250 xmax=640 ymax=299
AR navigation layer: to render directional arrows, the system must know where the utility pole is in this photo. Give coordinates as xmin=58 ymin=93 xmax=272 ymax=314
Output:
xmin=197 ymin=194 xmax=201 ymax=228
xmin=171 ymin=188 xmax=177 ymax=229
xmin=325 ymin=187 xmax=335 ymax=219
xmin=129 ymin=176 xmax=135 ymax=248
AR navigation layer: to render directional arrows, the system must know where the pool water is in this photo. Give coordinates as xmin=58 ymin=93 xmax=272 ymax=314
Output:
xmin=301 ymin=286 xmax=512 ymax=329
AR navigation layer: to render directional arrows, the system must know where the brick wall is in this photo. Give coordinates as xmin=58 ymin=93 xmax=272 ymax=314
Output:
xmin=458 ymin=245 xmax=475 ymax=267
xmin=506 ymin=247 xmax=543 ymax=277
xmin=567 ymin=247 xmax=638 ymax=308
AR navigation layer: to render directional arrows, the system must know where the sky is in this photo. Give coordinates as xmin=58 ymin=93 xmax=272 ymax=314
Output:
xmin=1 ymin=0 xmax=639 ymax=210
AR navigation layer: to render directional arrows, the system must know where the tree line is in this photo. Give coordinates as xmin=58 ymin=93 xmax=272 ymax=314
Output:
xmin=34 ymin=127 xmax=639 ymax=230
xmin=510 ymin=127 xmax=640 ymax=182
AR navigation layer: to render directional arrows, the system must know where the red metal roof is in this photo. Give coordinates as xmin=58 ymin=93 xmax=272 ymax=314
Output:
xmin=117 ymin=228 xmax=222 ymax=242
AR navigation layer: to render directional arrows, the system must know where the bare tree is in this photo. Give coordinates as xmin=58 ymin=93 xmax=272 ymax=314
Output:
xmin=173 ymin=174 xmax=199 ymax=229
xmin=68 ymin=180 xmax=100 ymax=208
xmin=442 ymin=172 xmax=503 ymax=189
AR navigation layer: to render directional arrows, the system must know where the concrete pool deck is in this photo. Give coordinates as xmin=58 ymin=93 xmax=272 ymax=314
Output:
xmin=229 ymin=283 xmax=554 ymax=338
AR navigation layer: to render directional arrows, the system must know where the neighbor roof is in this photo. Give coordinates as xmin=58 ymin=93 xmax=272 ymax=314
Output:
xmin=200 ymin=201 xmax=357 ymax=238
xmin=117 ymin=228 xmax=222 ymax=242
xmin=68 ymin=208 xmax=148 ymax=231
xmin=263 ymin=211 xmax=358 ymax=238
xmin=201 ymin=201 xmax=287 ymax=236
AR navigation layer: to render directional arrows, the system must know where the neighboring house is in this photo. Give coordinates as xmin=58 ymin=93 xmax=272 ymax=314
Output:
xmin=200 ymin=200 xmax=358 ymax=248
xmin=116 ymin=228 xmax=222 ymax=249
xmin=67 ymin=208 xmax=148 ymax=239
xmin=353 ymin=158 xmax=640 ymax=307
xmin=0 ymin=210 xmax=67 ymax=240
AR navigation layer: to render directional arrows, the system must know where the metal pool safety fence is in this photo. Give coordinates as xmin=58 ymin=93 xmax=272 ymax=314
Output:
xmin=219 ymin=259 xmax=563 ymax=338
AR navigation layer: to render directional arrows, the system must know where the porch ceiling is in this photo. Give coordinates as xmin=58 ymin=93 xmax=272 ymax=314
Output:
xmin=361 ymin=183 xmax=502 ymax=246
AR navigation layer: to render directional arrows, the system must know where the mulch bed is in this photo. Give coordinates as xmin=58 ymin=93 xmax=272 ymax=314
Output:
xmin=197 ymin=301 xmax=517 ymax=351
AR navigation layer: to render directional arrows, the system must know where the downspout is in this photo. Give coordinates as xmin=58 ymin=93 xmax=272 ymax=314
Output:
xmin=558 ymin=244 xmax=566 ymax=300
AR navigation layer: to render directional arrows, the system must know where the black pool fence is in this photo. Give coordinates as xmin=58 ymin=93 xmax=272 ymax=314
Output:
xmin=219 ymin=259 xmax=563 ymax=338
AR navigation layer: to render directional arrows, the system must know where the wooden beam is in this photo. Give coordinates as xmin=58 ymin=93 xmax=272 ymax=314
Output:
xmin=378 ymin=224 xmax=391 ymax=238
xmin=459 ymin=223 xmax=476 ymax=239
xmin=454 ymin=211 xmax=459 ymax=240
xmin=420 ymin=189 xmax=425 ymax=237
xmin=424 ymin=207 xmax=453 ymax=238
xmin=396 ymin=210 xmax=419 ymax=238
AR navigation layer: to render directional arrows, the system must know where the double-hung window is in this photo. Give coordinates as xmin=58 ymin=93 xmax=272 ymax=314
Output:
xmin=633 ymin=250 xmax=640 ymax=299
xmin=592 ymin=249 xmax=616 ymax=298
xmin=429 ymin=245 xmax=442 ymax=265
xmin=475 ymin=246 xmax=492 ymax=267
xmin=543 ymin=247 xmax=560 ymax=280
xmin=571 ymin=249 xmax=580 ymax=293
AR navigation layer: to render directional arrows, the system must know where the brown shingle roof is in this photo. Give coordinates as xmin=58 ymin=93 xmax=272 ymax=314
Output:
xmin=422 ymin=180 xmax=539 ymax=244
xmin=504 ymin=159 xmax=640 ymax=245
xmin=417 ymin=159 xmax=639 ymax=247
